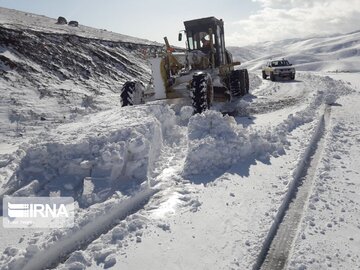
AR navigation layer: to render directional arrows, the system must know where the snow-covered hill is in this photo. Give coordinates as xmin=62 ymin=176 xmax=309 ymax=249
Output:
xmin=229 ymin=30 xmax=360 ymax=72
xmin=1 ymin=7 xmax=360 ymax=270
xmin=0 ymin=7 xmax=162 ymax=144
xmin=0 ymin=7 xmax=159 ymax=44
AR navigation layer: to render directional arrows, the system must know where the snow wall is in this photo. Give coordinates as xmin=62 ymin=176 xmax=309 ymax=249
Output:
xmin=1 ymin=105 xmax=176 ymax=206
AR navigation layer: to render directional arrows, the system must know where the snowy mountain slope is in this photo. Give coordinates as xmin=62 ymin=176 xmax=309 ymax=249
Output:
xmin=0 ymin=7 xmax=159 ymax=45
xmin=229 ymin=30 xmax=360 ymax=72
xmin=0 ymin=7 xmax=162 ymax=148
xmin=0 ymin=6 xmax=360 ymax=270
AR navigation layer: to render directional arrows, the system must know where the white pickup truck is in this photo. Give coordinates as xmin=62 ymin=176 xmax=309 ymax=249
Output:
xmin=262 ymin=59 xmax=295 ymax=81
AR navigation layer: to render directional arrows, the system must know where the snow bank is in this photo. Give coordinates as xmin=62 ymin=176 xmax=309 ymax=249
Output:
xmin=183 ymin=110 xmax=285 ymax=176
xmin=1 ymin=105 xmax=176 ymax=206
xmin=183 ymin=74 xmax=353 ymax=177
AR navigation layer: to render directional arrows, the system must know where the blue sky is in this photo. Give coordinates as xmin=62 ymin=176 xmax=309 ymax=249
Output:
xmin=0 ymin=0 xmax=359 ymax=46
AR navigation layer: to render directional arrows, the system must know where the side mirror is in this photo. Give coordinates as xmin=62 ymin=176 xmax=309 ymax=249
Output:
xmin=178 ymin=33 xmax=182 ymax=41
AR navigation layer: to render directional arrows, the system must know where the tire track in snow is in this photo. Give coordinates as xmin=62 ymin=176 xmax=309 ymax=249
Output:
xmin=254 ymin=105 xmax=332 ymax=270
xmin=239 ymin=74 xmax=311 ymax=117
xmin=20 ymin=187 xmax=159 ymax=270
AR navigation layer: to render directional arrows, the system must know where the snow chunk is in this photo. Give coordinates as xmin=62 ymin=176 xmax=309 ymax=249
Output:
xmin=62 ymin=251 xmax=91 ymax=269
xmin=128 ymin=133 xmax=148 ymax=154
xmin=179 ymin=106 xmax=194 ymax=122
xmin=13 ymin=179 xmax=40 ymax=196
xmin=104 ymin=256 xmax=116 ymax=268
xmin=112 ymin=227 xmax=128 ymax=241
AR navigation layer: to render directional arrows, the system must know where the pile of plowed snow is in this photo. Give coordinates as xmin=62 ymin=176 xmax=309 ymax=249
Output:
xmin=183 ymin=74 xmax=353 ymax=176
xmin=0 ymin=105 xmax=176 ymax=205
xmin=183 ymin=111 xmax=285 ymax=176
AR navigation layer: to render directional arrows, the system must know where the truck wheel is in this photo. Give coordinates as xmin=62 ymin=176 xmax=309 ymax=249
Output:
xmin=245 ymin=69 xmax=250 ymax=94
xmin=191 ymin=72 xmax=213 ymax=114
xmin=290 ymin=74 xmax=295 ymax=80
xmin=230 ymin=69 xmax=246 ymax=97
xmin=262 ymin=70 xmax=267 ymax=79
xmin=270 ymin=72 xmax=276 ymax=81
xmin=120 ymin=81 xmax=144 ymax=107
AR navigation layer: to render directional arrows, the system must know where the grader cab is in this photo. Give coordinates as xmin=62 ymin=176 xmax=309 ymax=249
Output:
xmin=120 ymin=16 xmax=249 ymax=113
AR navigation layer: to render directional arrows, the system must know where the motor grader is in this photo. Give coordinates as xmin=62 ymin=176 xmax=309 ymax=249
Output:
xmin=120 ymin=16 xmax=249 ymax=113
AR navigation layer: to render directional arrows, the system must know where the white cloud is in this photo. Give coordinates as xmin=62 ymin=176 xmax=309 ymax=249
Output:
xmin=253 ymin=0 xmax=320 ymax=8
xmin=227 ymin=0 xmax=360 ymax=46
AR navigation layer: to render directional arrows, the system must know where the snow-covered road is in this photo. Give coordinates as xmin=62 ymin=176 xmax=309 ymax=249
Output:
xmin=1 ymin=71 xmax=358 ymax=270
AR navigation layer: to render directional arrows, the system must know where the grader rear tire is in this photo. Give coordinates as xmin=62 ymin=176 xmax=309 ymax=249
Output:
xmin=244 ymin=69 xmax=249 ymax=94
xmin=270 ymin=72 xmax=276 ymax=81
xmin=230 ymin=69 xmax=249 ymax=97
xmin=262 ymin=70 xmax=267 ymax=79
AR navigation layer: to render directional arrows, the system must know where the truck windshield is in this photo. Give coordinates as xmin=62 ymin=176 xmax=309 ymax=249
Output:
xmin=271 ymin=60 xmax=290 ymax=67
xmin=187 ymin=31 xmax=209 ymax=51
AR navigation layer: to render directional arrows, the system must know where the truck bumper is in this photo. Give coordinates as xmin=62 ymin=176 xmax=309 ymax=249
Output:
xmin=276 ymin=72 xmax=295 ymax=78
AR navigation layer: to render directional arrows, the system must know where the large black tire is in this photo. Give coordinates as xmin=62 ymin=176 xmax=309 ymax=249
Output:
xmin=120 ymin=81 xmax=144 ymax=107
xmin=270 ymin=72 xmax=276 ymax=81
xmin=244 ymin=69 xmax=249 ymax=94
xmin=290 ymin=73 xmax=295 ymax=80
xmin=230 ymin=69 xmax=247 ymax=97
xmin=120 ymin=81 xmax=135 ymax=107
xmin=262 ymin=70 xmax=267 ymax=79
xmin=190 ymin=73 xmax=213 ymax=114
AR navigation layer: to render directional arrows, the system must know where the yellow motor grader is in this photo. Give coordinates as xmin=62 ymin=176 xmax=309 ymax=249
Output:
xmin=120 ymin=16 xmax=249 ymax=113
